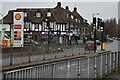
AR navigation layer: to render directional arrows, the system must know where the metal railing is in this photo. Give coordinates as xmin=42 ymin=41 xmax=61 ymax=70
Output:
xmin=2 ymin=51 xmax=120 ymax=79
xmin=2 ymin=44 xmax=85 ymax=66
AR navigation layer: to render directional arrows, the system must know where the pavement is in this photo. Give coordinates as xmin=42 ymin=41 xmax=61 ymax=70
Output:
xmin=101 ymin=69 xmax=120 ymax=80
xmin=109 ymin=70 xmax=120 ymax=79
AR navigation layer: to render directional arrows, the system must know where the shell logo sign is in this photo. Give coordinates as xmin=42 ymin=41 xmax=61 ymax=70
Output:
xmin=15 ymin=14 xmax=21 ymax=20
xmin=14 ymin=12 xmax=24 ymax=47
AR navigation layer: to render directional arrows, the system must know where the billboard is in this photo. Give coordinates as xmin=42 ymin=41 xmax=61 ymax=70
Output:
xmin=13 ymin=12 xmax=24 ymax=47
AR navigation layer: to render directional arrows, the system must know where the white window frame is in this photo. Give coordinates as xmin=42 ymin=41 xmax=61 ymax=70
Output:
xmin=67 ymin=14 xmax=69 ymax=18
xmin=47 ymin=12 xmax=51 ymax=17
xmin=71 ymin=15 xmax=74 ymax=19
xmin=36 ymin=13 xmax=41 ymax=17
xmin=75 ymin=19 xmax=77 ymax=22
xmin=24 ymin=12 xmax=27 ymax=17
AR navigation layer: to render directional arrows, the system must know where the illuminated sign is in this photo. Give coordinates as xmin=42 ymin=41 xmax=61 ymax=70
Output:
xmin=14 ymin=12 xmax=24 ymax=47
xmin=14 ymin=25 xmax=22 ymax=29
xmin=15 ymin=14 xmax=21 ymax=20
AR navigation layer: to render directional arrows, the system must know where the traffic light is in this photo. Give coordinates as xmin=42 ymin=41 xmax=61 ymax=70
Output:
xmin=93 ymin=17 xmax=96 ymax=27
xmin=97 ymin=18 xmax=102 ymax=29
xmin=100 ymin=22 xmax=104 ymax=32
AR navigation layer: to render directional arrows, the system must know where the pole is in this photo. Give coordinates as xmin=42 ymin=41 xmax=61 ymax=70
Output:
xmin=48 ymin=30 xmax=49 ymax=52
xmin=94 ymin=27 xmax=96 ymax=52
xmin=92 ymin=13 xmax=99 ymax=52
xmin=101 ymin=31 xmax=103 ymax=51
xmin=0 ymin=14 xmax=3 ymax=41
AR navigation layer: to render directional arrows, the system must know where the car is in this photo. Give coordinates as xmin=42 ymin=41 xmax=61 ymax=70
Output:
xmin=107 ymin=39 xmax=113 ymax=42
xmin=84 ymin=40 xmax=95 ymax=51
xmin=24 ymin=38 xmax=39 ymax=46
xmin=117 ymin=38 xmax=120 ymax=40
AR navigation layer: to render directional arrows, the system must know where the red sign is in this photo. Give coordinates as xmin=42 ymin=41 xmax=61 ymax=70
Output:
xmin=14 ymin=37 xmax=21 ymax=40
xmin=14 ymin=25 xmax=22 ymax=29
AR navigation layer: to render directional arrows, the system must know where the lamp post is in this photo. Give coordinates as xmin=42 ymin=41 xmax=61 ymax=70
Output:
xmin=92 ymin=13 xmax=99 ymax=52
xmin=0 ymin=14 xmax=3 ymax=41
xmin=45 ymin=19 xmax=50 ymax=52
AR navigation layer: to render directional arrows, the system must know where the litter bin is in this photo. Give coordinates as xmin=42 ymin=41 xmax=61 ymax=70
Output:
xmin=102 ymin=43 xmax=106 ymax=50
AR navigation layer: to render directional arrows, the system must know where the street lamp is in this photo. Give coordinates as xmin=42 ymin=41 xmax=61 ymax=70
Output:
xmin=92 ymin=13 xmax=99 ymax=52
xmin=45 ymin=19 xmax=50 ymax=53
xmin=0 ymin=14 xmax=3 ymax=41
xmin=92 ymin=13 xmax=99 ymax=18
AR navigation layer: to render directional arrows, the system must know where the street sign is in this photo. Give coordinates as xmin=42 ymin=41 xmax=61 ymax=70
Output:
xmin=13 ymin=12 xmax=24 ymax=47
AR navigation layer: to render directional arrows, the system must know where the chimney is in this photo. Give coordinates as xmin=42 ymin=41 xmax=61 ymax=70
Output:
xmin=65 ymin=6 xmax=69 ymax=10
xmin=74 ymin=7 xmax=77 ymax=12
xmin=57 ymin=2 xmax=61 ymax=7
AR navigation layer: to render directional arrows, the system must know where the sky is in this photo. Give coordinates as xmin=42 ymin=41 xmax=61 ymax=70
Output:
xmin=0 ymin=0 xmax=119 ymax=24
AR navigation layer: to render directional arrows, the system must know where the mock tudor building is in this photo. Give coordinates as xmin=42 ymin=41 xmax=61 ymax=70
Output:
xmin=2 ymin=2 xmax=89 ymax=43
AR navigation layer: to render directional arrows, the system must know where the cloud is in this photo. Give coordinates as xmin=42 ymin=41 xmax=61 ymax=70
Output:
xmin=1 ymin=0 xmax=120 ymax=2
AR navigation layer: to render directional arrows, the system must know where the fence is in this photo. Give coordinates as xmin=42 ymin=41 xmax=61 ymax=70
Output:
xmin=3 ymin=51 xmax=120 ymax=79
xmin=2 ymin=45 xmax=85 ymax=66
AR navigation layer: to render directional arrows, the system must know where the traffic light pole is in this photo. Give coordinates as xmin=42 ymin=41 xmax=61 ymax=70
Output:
xmin=94 ymin=26 xmax=97 ymax=52
xmin=93 ymin=17 xmax=96 ymax=52
xmin=101 ymin=22 xmax=104 ymax=51
xmin=101 ymin=31 xmax=103 ymax=51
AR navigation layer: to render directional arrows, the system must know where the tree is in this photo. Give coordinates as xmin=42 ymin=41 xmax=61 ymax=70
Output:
xmin=104 ymin=18 xmax=117 ymax=37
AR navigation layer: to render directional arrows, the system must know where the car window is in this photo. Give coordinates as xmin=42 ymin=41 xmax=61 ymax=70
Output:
xmin=86 ymin=41 xmax=94 ymax=44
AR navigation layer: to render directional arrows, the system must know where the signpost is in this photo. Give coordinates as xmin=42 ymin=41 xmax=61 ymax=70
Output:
xmin=13 ymin=12 xmax=24 ymax=47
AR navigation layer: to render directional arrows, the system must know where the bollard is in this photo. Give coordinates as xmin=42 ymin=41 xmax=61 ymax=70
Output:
xmin=101 ymin=43 xmax=106 ymax=51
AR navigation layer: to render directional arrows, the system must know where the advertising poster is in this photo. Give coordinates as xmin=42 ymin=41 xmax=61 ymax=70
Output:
xmin=10 ymin=25 xmax=14 ymax=47
xmin=1 ymin=28 xmax=6 ymax=40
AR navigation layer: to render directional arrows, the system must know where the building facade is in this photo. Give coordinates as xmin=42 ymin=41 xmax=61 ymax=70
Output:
xmin=2 ymin=2 xmax=89 ymax=44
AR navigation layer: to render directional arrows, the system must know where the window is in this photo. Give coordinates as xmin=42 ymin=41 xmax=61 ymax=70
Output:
xmin=71 ymin=15 xmax=74 ymax=19
xmin=67 ymin=14 xmax=69 ymax=18
xmin=47 ymin=12 xmax=51 ymax=17
xmin=24 ymin=12 xmax=27 ymax=17
xmin=35 ymin=24 xmax=39 ymax=29
xmin=75 ymin=19 xmax=77 ymax=22
xmin=36 ymin=13 xmax=41 ymax=17
xmin=24 ymin=22 xmax=30 ymax=29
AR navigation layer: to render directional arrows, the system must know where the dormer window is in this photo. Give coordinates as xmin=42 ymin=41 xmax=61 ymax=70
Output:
xmin=36 ymin=13 xmax=41 ymax=17
xmin=47 ymin=12 xmax=51 ymax=17
xmin=24 ymin=12 xmax=27 ymax=17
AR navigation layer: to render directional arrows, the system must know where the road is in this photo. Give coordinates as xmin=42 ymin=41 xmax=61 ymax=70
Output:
xmin=106 ymin=39 xmax=119 ymax=52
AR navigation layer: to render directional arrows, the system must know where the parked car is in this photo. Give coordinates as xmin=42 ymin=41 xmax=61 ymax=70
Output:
xmin=117 ymin=38 xmax=120 ymax=40
xmin=24 ymin=38 xmax=39 ymax=46
xmin=84 ymin=40 xmax=95 ymax=51
xmin=107 ymin=39 xmax=113 ymax=42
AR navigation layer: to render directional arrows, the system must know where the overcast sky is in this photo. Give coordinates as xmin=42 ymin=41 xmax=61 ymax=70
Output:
xmin=0 ymin=0 xmax=119 ymax=24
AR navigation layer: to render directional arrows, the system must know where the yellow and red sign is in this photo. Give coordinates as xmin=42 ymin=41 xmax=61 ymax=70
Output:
xmin=15 ymin=14 xmax=21 ymax=20
xmin=2 ymin=40 xmax=10 ymax=47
